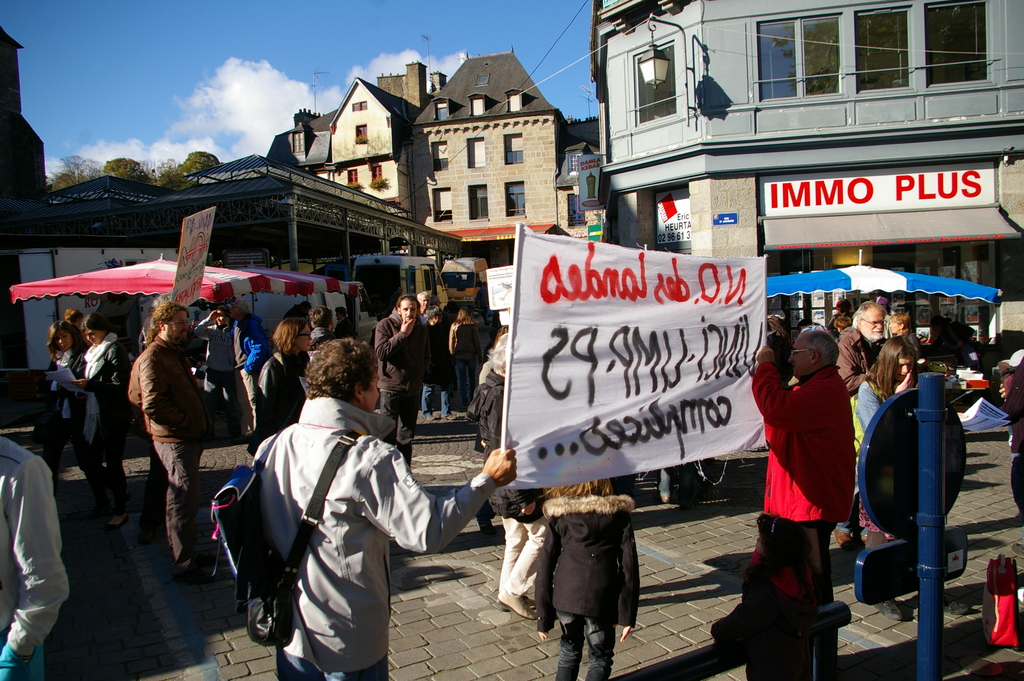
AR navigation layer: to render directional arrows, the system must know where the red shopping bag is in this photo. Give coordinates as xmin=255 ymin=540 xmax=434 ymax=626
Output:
xmin=982 ymin=554 xmax=1018 ymax=647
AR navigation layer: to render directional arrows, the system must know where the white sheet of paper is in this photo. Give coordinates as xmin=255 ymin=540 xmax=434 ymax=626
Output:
xmin=958 ymin=398 xmax=1010 ymax=432
xmin=44 ymin=366 xmax=79 ymax=392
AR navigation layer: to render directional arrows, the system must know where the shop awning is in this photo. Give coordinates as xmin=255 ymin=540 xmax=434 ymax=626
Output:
xmin=455 ymin=224 xmax=556 ymax=242
xmin=762 ymin=207 xmax=1020 ymax=251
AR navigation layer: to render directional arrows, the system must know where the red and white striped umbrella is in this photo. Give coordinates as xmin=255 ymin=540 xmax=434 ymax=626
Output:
xmin=9 ymin=259 xmax=273 ymax=303
xmin=239 ymin=267 xmax=346 ymax=296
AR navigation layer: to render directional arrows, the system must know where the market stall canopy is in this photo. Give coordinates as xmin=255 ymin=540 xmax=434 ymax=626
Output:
xmin=9 ymin=259 xmax=273 ymax=303
xmin=766 ymin=265 xmax=1001 ymax=303
xmin=238 ymin=267 xmax=349 ymax=296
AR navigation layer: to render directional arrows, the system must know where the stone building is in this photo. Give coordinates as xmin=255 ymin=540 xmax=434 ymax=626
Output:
xmin=267 ymin=63 xmax=430 ymax=209
xmin=591 ymin=0 xmax=1024 ymax=344
xmin=0 ymin=26 xmax=44 ymax=199
xmin=411 ymin=52 xmax=599 ymax=265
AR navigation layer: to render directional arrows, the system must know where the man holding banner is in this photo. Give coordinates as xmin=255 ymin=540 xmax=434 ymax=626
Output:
xmin=751 ymin=330 xmax=856 ymax=603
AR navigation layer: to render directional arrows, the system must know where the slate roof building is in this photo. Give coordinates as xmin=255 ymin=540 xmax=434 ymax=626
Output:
xmin=411 ymin=52 xmax=600 ymax=265
xmin=268 ymin=63 xmax=430 ymax=210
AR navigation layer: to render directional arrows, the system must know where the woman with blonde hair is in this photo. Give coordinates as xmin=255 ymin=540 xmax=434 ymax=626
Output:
xmin=449 ymin=307 xmax=482 ymax=408
xmin=249 ymin=316 xmax=311 ymax=452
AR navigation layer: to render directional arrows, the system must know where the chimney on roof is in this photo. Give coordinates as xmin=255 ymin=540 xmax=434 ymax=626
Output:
xmin=405 ymin=62 xmax=427 ymax=118
xmin=429 ymin=71 xmax=447 ymax=93
xmin=293 ymin=108 xmax=316 ymax=127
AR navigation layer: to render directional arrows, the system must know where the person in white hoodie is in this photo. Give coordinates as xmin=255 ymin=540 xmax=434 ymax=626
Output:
xmin=258 ymin=338 xmax=517 ymax=680
xmin=0 ymin=437 xmax=70 ymax=680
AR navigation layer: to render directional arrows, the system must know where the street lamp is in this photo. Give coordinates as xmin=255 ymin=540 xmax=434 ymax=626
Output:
xmin=637 ymin=19 xmax=671 ymax=87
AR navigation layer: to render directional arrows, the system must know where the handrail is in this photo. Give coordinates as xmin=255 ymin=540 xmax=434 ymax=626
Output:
xmin=612 ymin=601 xmax=852 ymax=681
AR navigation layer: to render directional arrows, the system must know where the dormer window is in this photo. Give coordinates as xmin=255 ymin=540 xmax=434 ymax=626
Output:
xmin=291 ymin=131 xmax=304 ymax=154
xmin=435 ymin=100 xmax=449 ymax=120
xmin=508 ymin=91 xmax=523 ymax=112
xmin=470 ymin=95 xmax=485 ymax=116
xmin=568 ymin=153 xmax=581 ymax=174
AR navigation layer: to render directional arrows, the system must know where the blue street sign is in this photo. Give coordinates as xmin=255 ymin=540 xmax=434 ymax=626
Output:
xmin=712 ymin=212 xmax=738 ymax=226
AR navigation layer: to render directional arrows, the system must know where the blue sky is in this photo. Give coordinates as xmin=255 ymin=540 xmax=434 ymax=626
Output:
xmin=4 ymin=0 xmax=595 ymax=176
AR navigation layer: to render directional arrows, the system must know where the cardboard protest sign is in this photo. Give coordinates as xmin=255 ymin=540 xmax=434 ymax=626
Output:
xmin=502 ymin=226 xmax=766 ymax=488
xmin=171 ymin=206 xmax=216 ymax=306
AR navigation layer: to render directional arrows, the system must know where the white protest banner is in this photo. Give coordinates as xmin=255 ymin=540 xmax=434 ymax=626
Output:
xmin=502 ymin=226 xmax=766 ymax=489
xmin=171 ymin=206 xmax=216 ymax=307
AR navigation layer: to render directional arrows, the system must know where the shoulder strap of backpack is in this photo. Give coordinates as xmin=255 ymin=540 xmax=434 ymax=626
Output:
xmin=278 ymin=431 xmax=360 ymax=589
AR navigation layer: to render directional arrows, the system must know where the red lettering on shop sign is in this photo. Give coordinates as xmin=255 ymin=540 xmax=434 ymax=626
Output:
xmin=937 ymin=173 xmax=958 ymax=199
xmin=918 ymin=174 xmax=936 ymax=200
xmin=848 ymin=178 xmax=873 ymax=204
xmin=962 ymin=170 xmax=982 ymax=197
xmin=783 ymin=182 xmax=810 ymax=208
xmin=815 ymin=180 xmax=843 ymax=206
xmin=896 ymin=175 xmax=914 ymax=200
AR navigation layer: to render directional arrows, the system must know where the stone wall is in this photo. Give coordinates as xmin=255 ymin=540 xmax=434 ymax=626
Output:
xmin=688 ymin=176 xmax=759 ymax=258
xmin=412 ymin=115 xmax=559 ymax=230
xmin=998 ymin=157 xmax=1024 ymax=345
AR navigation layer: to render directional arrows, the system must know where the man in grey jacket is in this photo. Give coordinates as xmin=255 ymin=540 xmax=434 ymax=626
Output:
xmin=258 ymin=339 xmax=516 ymax=680
xmin=0 ymin=437 xmax=69 ymax=679
xmin=373 ymin=294 xmax=429 ymax=465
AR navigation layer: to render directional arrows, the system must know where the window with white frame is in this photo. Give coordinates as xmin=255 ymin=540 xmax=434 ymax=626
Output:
xmin=504 ymin=134 xmax=524 ymax=165
xmin=470 ymin=96 xmax=485 ymax=116
xmin=469 ymin=185 xmax=488 ymax=220
xmin=435 ymin=100 xmax=448 ymax=120
xmin=467 ymin=138 xmax=485 ymax=168
xmin=433 ymin=188 xmax=452 ymax=222
xmin=759 ymin=17 xmax=840 ymax=99
xmin=637 ymin=45 xmax=678 ymax=123
xmin=505 ymin=182 xmax=525 ymax=217
xmin=568 ymin=154 xmax=581 ymax=174
xmin=431 ymin=141 xmax=449 ymax=172
xmin=508 ymin=92 xmax=523 ymax=112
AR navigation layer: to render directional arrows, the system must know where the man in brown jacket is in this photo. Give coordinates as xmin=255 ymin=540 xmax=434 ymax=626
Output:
xmin=129 ymin=301 xmax=214 ymax=584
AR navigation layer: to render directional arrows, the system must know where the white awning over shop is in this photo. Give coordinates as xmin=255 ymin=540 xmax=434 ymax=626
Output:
xmin=762 ymin=207 xmax=1020 ymax=251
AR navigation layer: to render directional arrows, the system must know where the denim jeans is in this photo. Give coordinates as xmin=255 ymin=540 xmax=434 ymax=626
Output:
xmin=276 ymin=649 xmax=387 ymax=681
xmin=455 ymin=358 xmax=478 ymax=406
xmin=421 ymin=383 xmax=452 ymax=417
xmin=657 ymin=464 xmax=698 ymax=507
xmin=555 ymin=611 xmax=616 ymax=681
xmin=204 ymin=368 xmax=242 ymax=437
xmin=1012 ymin=452 xmax=1024 ymax=540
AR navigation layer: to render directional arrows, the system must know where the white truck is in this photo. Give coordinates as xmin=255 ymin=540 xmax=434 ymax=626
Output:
xmin=441 ymin=257 xmax=488 ymax=307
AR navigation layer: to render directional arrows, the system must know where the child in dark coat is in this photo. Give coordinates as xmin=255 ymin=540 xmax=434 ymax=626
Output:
xmin=536 ymin=479 xmax=639 ymax=681
xmin=711 ymin=514 xmax=819 ymax=681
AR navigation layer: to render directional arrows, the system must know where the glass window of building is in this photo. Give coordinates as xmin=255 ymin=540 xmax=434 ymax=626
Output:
xmin=508 ymin=92 xmax=523 ymax=112
xmin=433 ymin=188 xmax=452 ymax=222
xmin=568 ymin=194 xmax=583 ymax=226
xmin=352 ymin=101 xmax=367 ymax=112
xmin=926 ymin=2 xmax=986 ymax=85
xmin=637 ymin=45 xmax=677 ymax=123
xmin=470 ymin=96 xmax=485 ymax=116
xmin=476 ymin=74 xmax=490 ymax=86
xmin=435 ymin=101 xmax=448 ymax=120
xmin=371 ymin=164 xmax=383 ymax=181
xmin=504 ymin=134 xmax=524 ymax=165
xmin=467 ymin=138 xmax=485 ymax=168
xmin=355 ymin=125 xmax=368 ymax=142
xmin=505 ymin=182 xmax=526 ymax=216
xmin=432 ymin=141 xmax=449 ymax=172
xmin=856 ymin=10 xmax=909 ymax=91
xmin=346 ymin=168 xmax=358 ymax=185
xmin=469 ymin=185 xmax=489 ymax=219
xmin=758 ymin=18 xmax=840 ymax=100
xmin=568 ymin=154 xmax=581 ymax=174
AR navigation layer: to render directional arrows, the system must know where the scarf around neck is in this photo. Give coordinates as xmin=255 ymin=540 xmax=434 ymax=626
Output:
xmin=83 ymin=332 xmax=118 ymax=443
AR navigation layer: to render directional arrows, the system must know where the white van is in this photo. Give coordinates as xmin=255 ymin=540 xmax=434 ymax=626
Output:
xmin=353 ymin=255 xmax=447 ymax=318
xmin=250 ymin=282 xmax=373 ymax=344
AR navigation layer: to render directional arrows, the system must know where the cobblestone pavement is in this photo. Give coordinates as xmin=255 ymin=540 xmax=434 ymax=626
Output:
xmin=1 ymin=413 xmax=1022 ymax=680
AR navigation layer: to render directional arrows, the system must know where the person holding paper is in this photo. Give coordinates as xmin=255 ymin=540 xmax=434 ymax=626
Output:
xmin=998 ymin=350 xmax=1024 ymax=558
xmin=40 ymin=321 xmax=90 ymax=493
xmin=69 ymin=313 xmax=131 ymax=530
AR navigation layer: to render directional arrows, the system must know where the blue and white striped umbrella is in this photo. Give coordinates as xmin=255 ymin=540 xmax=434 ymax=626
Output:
xmin=766 ymin=265 xmax=1001 ymax=303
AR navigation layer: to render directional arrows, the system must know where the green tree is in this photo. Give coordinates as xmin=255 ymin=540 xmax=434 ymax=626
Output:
xmin=155 ymin=159 xmax=188 ymax=189
xmin=178 ymin=151 xmax=221 ymax=176
xmin=103 ymin=157 xmax=154 ymax=183
xmin=47 ymin=155 xmax=102 ymax=191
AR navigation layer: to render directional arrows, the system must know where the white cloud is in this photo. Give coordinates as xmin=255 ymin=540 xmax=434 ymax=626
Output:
xmin=346 ymin=50 xmax=467 ymax=89
xmin=68 ymin=51 xmax=468 ymax=171
xmin=73 ymin=58 xmax=342 ymax=167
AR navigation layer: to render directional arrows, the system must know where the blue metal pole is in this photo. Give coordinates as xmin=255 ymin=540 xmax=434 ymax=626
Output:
xmin=916 ymin=373 xmax=946 ymax=681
